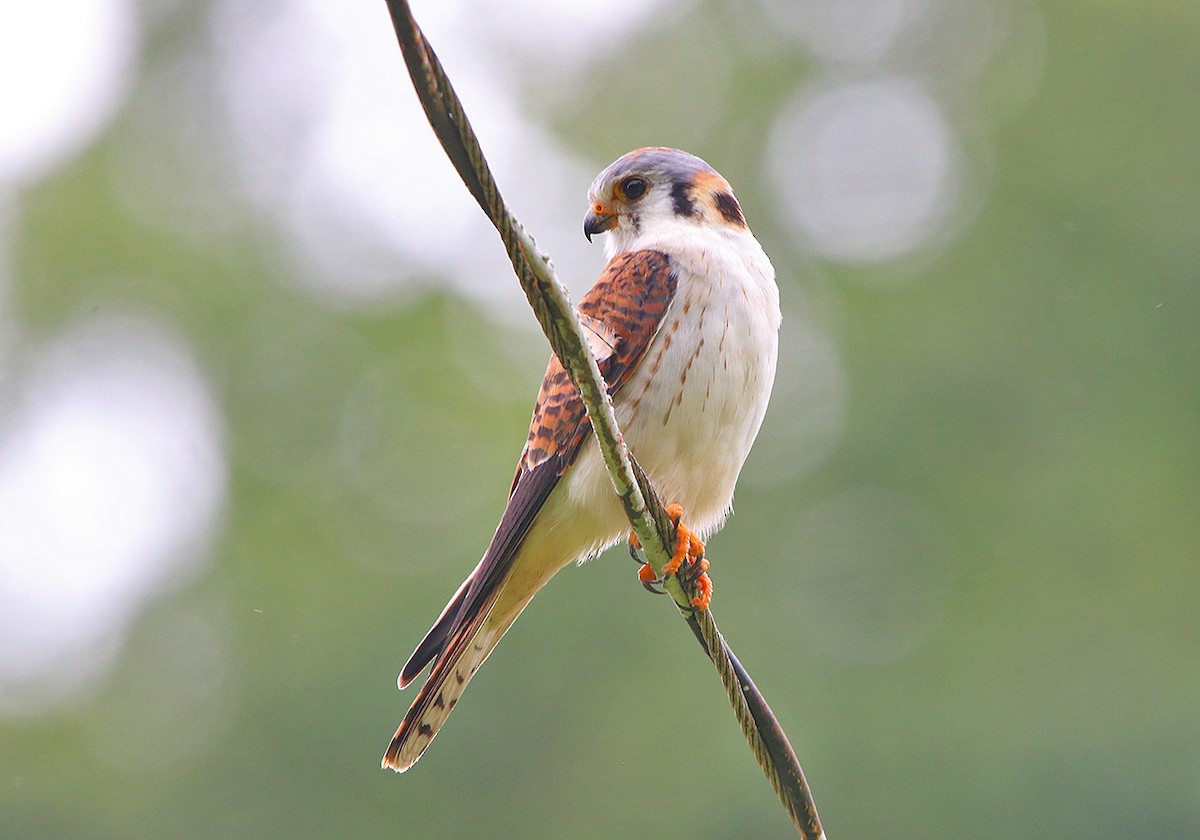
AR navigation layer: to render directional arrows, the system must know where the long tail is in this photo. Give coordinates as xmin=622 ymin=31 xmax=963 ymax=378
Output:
xmin=381 ymin=583 xmax=523 ymax=772
xmin=383 ymin=447 xmax=576 ymax=771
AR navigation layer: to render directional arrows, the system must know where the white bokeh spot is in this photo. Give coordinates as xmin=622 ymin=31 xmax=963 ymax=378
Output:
xmin=0 ymin=0 xmax=138 ymax=185
xmin=0 ymin=314 xmax=227 ymax=715
xmin=209 ymin=0 xmax=672 ymax=308
xmin=758 ymin=0 xmax=927 ymax=68
xmin=767 ymin=78 xmax=960 ymax=265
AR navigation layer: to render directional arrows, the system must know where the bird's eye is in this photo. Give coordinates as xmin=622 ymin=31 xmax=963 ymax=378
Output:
xmin=621 ymin=177 xmax=648 ymax=200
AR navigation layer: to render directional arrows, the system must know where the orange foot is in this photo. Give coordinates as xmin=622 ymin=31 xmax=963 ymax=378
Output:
xmin=630 ymin=504 xmax=713 ymax=611
xmin=664 ymin=504 xmax=712 ymax=611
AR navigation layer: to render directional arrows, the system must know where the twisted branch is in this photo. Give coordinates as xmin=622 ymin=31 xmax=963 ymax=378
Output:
xmin=383 ymin=3 xmax=824 ymax=837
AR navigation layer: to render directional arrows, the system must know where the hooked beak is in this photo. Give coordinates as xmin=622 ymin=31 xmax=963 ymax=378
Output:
xmin=583 ymin=206 xmax=617 ymax=242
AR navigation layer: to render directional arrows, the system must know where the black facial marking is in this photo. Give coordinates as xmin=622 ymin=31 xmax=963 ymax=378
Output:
xmin=714 ymin=191 xmax=746 ymax=227
xmin=670 ymin=180 xmax=697 ymax=218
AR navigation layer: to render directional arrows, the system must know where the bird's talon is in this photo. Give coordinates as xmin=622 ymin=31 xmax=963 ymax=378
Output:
xmin=679 ymin=556 xmax=710 ymax=585
xmin=639 ymin=559 xmax=667 ymax=595
xmin=637 ymin=562 xmax=662 ymax=584
xmin=641 ymin=579 xmax=668 ymax=595
xmin=627 ymin=530 xmax=643 ymax=562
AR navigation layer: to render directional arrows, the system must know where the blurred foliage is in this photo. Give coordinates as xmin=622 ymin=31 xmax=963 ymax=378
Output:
xmin=3 ymin=0 xmax=1199 ymax=838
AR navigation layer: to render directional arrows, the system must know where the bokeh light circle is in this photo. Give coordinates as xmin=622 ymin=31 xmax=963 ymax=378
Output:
xmin=0 ymin=313 xmax=227 ymax=715
xmin=766 ymin=77 xmax=961 ymax=265
xmin=0 ymin=0 xmax=138 ymax=185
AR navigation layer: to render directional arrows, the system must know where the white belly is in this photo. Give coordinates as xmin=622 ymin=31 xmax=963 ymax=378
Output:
xmin=555 ymin=227 xmax=780 ymax=555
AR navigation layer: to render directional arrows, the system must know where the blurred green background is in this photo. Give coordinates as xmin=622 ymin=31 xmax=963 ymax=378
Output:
xmin=1 ymin=0 xmax=1198 ymax=838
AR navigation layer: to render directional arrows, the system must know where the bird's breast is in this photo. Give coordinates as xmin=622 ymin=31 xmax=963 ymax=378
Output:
xmin=612 ymin=235 xmax=780 ymax=536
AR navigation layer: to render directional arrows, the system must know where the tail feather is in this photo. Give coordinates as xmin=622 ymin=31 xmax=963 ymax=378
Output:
xmin=382 ymin=595 xmax=516 ymax=772
xmin=398 ymin=574 xmax=472 ymax=689
xmin=384 ymin=449 xmax=571 ymax=772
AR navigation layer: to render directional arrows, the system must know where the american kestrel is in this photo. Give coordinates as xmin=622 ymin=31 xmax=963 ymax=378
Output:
xmin=383 ymin=147 xmax=780 ymax=772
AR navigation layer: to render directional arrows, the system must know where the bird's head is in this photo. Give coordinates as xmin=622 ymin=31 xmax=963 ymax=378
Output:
xmin=584 ymin=147 xmax=747 ymax=255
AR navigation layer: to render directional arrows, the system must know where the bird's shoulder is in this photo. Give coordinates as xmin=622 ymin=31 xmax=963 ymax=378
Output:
xmin=577 ymin=249 xmax=677 ymax=346
xmin=512 ymin=249 xmax=679 ymax=486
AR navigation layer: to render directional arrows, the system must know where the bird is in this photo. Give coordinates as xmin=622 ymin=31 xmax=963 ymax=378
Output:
xmin=382 ymin=147 xmax=781 ymax=773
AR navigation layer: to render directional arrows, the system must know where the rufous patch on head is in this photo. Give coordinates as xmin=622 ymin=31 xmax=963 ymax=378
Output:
xmin=691 ymin=169 xmax=732 ymax=195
